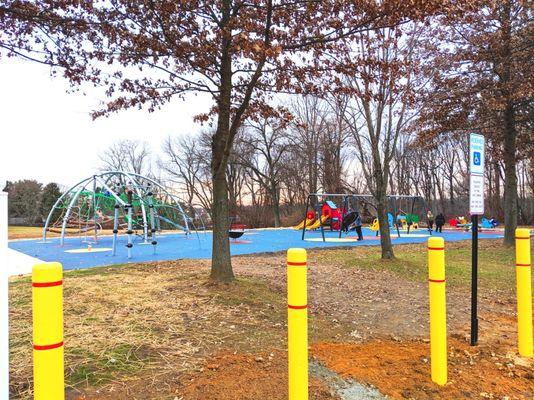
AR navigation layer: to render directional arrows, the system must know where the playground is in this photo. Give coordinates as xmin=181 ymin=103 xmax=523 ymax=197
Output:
xmin=8 ymin=227 xmax=504 ymax=272
xmin=7 ymin=238 xmax=533 ymax=399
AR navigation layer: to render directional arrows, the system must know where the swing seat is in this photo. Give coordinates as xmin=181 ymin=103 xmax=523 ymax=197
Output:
xmin=229 ymin=231 xmax=245 ymax=239
xmin=229 ymin=224 xmax=246 ymax=239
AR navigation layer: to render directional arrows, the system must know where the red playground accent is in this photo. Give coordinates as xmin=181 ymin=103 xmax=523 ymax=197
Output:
xmin=321 ymin=201 xmax=342 ymax=231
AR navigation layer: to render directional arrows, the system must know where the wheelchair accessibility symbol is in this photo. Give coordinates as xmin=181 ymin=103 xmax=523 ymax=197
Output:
xmin=473 ymin=151 xmax=481 ymax=166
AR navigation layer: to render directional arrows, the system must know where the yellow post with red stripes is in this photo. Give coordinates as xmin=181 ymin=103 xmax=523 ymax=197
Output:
xmin=287 ymin=248 xmax=308 ymax=400
xmin=515 ymin=228 xmax=533 ymax=357
xmin=33 ymin=262 xmax=64 ymax=400
xmin=428 ymin=237 xmax=447 ymax=386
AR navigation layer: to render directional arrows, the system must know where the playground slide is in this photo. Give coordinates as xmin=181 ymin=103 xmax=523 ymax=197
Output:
xmin=370 ymin=219 xmax=379 ymax=231
xmin=306 ymin=215 xmax=329 ymax=230
xmin=293 ymin=217 xmax=315 ymax=230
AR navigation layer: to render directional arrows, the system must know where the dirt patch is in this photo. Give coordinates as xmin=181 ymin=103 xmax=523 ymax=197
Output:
xmin=179 ymin=351 xmax=336 ymax=400
xmin=312 ymin=336 xmax=534 ymax=399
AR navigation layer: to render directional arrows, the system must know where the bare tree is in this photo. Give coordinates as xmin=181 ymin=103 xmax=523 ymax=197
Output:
xmin=237 ymin=117 xmax=289 ymax=227
xmin=342 ymin=24 xmax=424 ymax=259
xmin=100 ymin=139 xmax=151 ymax=176
xmin=160 ymin=135 xmax=213 ymax=214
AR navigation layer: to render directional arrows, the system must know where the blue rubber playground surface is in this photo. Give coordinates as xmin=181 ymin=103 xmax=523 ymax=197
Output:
xmin=9 ymin=227 xmax=503 ymax=271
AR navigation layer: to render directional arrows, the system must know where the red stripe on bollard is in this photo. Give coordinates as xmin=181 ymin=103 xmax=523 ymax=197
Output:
xmin=33 ymin=341 xmax=64 ymax=351
xmin=428 ymin=247 xmax=445 ymax=251
xmin=515 ymin=237 xmax=530 ymax=240
xmin=32 ymin=280 xmax=63 ymax=288
xmin=429 ymin=279 xmax=446 ymax=283
xmin=516 ymin=264 xmax=531 ymax=267
xmin=288 ymin=304 xmax=308 ymax=310
xmin=287 ymin=261 xmax=307 ymax=266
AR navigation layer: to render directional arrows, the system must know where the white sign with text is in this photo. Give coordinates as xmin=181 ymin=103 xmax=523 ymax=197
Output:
xmin=469 ymin=133 xmax=485 ymax=215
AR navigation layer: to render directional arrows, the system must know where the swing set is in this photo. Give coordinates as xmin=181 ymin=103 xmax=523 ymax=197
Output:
xmin=299 ymin=193 xmax=432 ymax=242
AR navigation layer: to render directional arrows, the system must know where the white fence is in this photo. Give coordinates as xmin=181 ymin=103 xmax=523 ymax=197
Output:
xmin=1 ymin=191 xmax=8 ymax=399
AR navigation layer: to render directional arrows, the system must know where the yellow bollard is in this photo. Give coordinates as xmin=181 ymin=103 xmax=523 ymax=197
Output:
xmin=33 ymin=262 xmax=64 ymax=400
xmin=428 ymin=237 xmax=447 ymax=386
xmin=515 ymin=228 xmax=533 ymax=357
xmin=287 ymin=248 xmax=308 ymax=400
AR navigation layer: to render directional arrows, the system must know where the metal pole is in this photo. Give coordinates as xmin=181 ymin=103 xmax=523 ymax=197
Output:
xmin=319 ymin=203 xmax=326 ymax=242
xmin=0 ymin=192 xmax=9 ymax=399
xmin=112 ymin=203 xmax=119 ymax=256
xmin=126 ymin=203 xmax=133 ymax=259
xmin=92 ymin=176 xmax=98 ymax=243
xmin=470 ymin=214 xmax=478 ymax=346
xmin=301 ymin=195 xmax=311 ymax=241
xmin=148 ymin=192 xmax=157 ymax=254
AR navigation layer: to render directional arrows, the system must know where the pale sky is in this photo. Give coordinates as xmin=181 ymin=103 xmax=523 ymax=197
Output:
xmin=0 ymin=57 xmax=210 ymax=187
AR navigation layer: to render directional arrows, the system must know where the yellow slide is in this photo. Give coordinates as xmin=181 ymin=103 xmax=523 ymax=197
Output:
xmin=307 ymin=215 xmax=329 ymax=230
xmin=294 ymin=217 xmax=315 ymax=230
xmin=370 ymin=218 xmax=379 ymax=231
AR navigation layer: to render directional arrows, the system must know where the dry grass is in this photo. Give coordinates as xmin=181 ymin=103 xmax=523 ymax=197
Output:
xmin=9 ymin=262 xmax=288 ymax=399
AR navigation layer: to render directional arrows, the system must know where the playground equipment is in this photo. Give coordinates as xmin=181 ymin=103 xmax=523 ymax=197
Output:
xmin=428 ymin=237 xmax=447 ymax=385
xmin=287 ymin=248 xmax=308 ymax=400
xmin=41 ymin=171 xmax=201 ymax=258
xmin=300 ymin=193 xmax=431 ymax=242
xmin=33 ymin=262 xmax=64 ymax=400
xmin=293 ymin=212 xmax=316 ymax=230
xmin=370 ymin=213 xmax=395 ymax=232
xmin=449 ymin=216 xmax=498 ymax=231
xmin=229 ymin=223 xmax=246 ymax=240
xmin=515 ymin=228 xmax=533 ymax=357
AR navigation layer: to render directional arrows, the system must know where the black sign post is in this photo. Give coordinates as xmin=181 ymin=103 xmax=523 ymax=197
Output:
xmin=470 ymin=214 xmax=478 ymax=346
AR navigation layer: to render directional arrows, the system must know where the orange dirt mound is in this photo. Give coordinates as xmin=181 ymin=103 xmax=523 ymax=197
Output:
xmin=312 ymin=338 xmax=534 ymax=399
xmin=180 ymin=351 xmax=336 ymax=400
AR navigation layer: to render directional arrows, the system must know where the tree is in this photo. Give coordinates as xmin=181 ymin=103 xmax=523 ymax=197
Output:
xmin=339 ymin=23 xmax=426 ymax=259
xmin=40 ymin=182 xmax=62 ymax=221
xmin=416 ymin=0 xmax=532 ymax=246
xmin=237 ymin=116 xmax=289 ymax=227
xmin=160 ymin=134 xmax=213 ymax=214
xmin=2 ymin=1 xmax=466 ymax=280
xmin=8 ymin=180 xmax=42 ymax=224
xmin=100 ymin=139 xmax=152 ymax=176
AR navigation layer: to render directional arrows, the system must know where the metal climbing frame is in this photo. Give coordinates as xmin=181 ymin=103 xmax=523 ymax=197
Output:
xmin=41 ymin=171 xmax=196 ymax=258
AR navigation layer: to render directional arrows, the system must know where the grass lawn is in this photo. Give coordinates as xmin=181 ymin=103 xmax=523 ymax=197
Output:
xmin=8 ymin=238 xmax=533 ymax=399
xmin=314 ymin=239 xmax=518 ymax=291
xmin=8 ymin=226 xmax=47 ymax=240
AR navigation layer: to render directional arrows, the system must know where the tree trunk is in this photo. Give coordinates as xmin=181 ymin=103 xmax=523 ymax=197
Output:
xmin=210 ymin=147 xmax=235 ymax=282
xmin=377 ymin=193 xmax=394 ymax=259
xmin=493 ymin=161 xmax=502 ymax=220
xmin=270 ymin=181 xmax=281 ymax=227
xmin=502 ymin=104 xmax=517 ymax=247
xmin=375 ymin=169 xmax=394 ymax=259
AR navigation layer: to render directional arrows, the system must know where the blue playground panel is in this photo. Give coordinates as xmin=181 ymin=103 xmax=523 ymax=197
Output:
xmin=9 ymin=228 xmax=503 ymax=271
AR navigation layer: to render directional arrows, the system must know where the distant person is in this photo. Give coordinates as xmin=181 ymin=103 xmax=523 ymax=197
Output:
xmin=435 ymin=213 xmax=445 ymax=233
xmin=355 ymin=212 xmax=363 ymax=241
xmin=427 ymin=210 xmax=434 ymax=231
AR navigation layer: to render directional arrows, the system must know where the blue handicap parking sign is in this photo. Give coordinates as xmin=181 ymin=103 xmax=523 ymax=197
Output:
xmin=473 ymin=151 xmax=481 ymax=166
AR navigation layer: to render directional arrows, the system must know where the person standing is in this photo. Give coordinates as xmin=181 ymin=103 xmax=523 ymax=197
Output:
xmin=355 ymin=212 xmax=363 ymax=241
xmin=427 ymin=210 xmax=434 ymax=231
xmin=435 ymin=213 xmax=445 ymax=233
